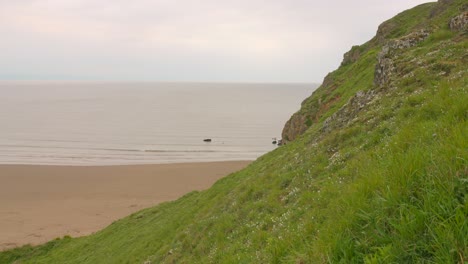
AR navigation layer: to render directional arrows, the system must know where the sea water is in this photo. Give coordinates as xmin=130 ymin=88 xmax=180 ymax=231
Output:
xmin=0 ymin=81 xmax=315 ymax=165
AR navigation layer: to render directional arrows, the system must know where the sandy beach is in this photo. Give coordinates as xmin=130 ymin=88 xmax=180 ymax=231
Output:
xmin=0 ymin=161 xmax=250 ymax=251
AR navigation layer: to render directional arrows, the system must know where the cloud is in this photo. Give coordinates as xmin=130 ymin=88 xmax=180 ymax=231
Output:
xmin=0 ymin=0 xmax=430 ymax=82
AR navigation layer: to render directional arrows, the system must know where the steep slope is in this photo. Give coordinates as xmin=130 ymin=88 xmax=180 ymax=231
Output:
xmin=1 ymin=1 xmax=467 ymax=263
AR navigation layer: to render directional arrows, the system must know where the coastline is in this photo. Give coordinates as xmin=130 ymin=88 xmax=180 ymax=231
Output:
xmin=0 ymin=160 xmax=251 ymax=251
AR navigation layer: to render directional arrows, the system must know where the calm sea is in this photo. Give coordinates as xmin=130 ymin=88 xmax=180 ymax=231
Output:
xmin=0 ymin=81 xmax=315 ymax=165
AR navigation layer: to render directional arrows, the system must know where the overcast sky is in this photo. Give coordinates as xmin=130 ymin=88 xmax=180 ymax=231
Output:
xmin=1 ymin=0 xmax=430 ymax=83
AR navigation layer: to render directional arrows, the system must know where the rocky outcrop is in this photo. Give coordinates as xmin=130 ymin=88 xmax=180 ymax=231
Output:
xmin=374 ymin=47 xmax=395 ymax=88
xmin=281 ymin=73 xmax=333 ymax=142
xmin=283 ymin=28 xmax=430 ymax=143
xmin=320 ymin=72 xmax=335 ymax=89
xmin=341 ymin=46 xmax=362 ymax=66
xmin=281 ymin=0 xmax=463 ymax=144
xmin=388 ymin=30 xmax=430 ymax=49
xmin=375 ymin=30 xmax=430 ymax=87
xmin=375 ymin=20 xmax=397 ymax=45
xmin=449 ymin=11 xmax=468 ymax=32
xmin=322 ymin=90 xmax=377 ymax=133
xmin=323 ymin=29 xmax=430 ymax=133
xmin=282 ymin=114 xmax=310 ymax=142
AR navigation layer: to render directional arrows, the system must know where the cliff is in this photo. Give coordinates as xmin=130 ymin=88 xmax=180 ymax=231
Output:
xmin=1 ymin=0 xmax=467 ymax=263
xmin=282 ymin=1 xmax=466 ymax=143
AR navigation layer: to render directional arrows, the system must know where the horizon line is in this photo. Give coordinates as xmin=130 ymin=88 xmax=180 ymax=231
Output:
xmin=0 ymin=79 xmax=321 ymax=85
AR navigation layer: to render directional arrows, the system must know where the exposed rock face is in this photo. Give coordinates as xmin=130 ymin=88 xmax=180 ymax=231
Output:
xmin=388 ymin=30 xmax=430 ymax=49
xmin=281 ymin=1 xmax=455 ymax=144
xmin=320 ymin=72 xmax=334 ymax=89
xmin=375 ymin=46 xmax=395 ymax=88
xmin=283 ymin=29 xmax=430 ymax=143
xmin=325 ymin=29 xmax=430 ymax=133
xmin=282 ymin=114 xmax=309 ymax=142
xmin=322 ymin=90 xmax=377 ymax=133
xmin=341 ymin=46 xmax=362 ymax=66
xmin=449 ymin=11 xmax=468 ymax=32
xmin=375 ymin=30 xmax=430 ymax=87
xmin=375 ymin=20 xmax=397 ymax=44
xmin=281 ymin=73 xmax=334 ymax=142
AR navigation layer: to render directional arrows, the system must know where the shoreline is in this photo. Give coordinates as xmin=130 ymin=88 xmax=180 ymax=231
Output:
xmin=0 ymin=160 xmax=251 ymax=251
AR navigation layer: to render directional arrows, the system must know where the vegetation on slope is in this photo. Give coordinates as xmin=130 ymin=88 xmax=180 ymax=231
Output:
xmin=1 ymin=0 xmax=467 ymax=263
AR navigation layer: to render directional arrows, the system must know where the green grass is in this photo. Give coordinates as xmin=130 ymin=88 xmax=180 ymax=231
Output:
xmin=1 ymin=0 xmax=467 ymax=263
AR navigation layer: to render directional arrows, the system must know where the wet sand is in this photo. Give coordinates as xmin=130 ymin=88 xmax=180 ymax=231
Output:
xmin=0 ymin=161 xmax=250 ymax=250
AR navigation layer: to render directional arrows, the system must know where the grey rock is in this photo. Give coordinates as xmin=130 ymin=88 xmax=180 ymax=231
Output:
xmin=449 ymin=12 xmax=468 ymax=32
xmin=322 ymin=90 xmax=377 ymax=133
xmin=375 ymin=30 xmax=430 ymax=87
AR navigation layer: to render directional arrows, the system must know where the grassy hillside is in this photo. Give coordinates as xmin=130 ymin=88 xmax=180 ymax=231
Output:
xmin=1 ymin=1 xmax=467 ymax=263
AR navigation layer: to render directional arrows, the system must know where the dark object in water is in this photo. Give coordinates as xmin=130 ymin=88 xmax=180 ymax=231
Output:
xmin=272 ymin=140 xmax=277 ymax=144
xmin=203 ymin=139 xmax=212 ymax=142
